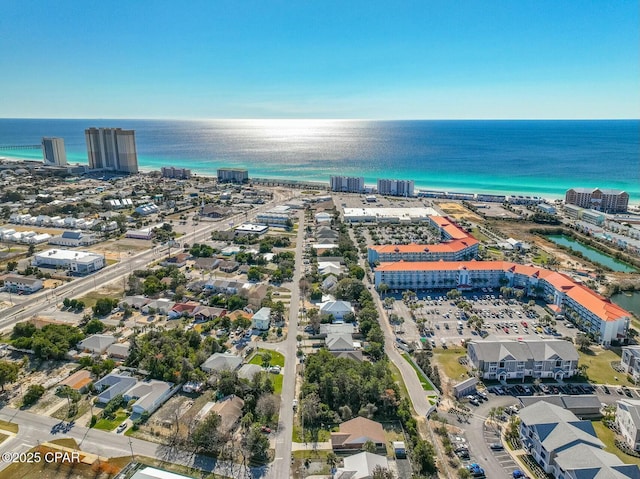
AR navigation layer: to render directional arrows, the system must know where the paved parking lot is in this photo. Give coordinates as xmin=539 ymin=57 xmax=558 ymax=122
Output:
xmin=387 ymin=290 xmax=578 ymax=350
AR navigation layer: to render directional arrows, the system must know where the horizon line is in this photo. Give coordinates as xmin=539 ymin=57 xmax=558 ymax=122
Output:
xmin=1 ymin=116 xmax=639 ymax=122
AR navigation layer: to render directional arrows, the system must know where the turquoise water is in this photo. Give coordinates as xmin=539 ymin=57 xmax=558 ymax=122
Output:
xmin=1 ymin=119 xmax=638 ymax=200
xmin=611 ymin=292 xmax=640 ymax=317
xmin=545 ymin=235 xmax=637 ymax=272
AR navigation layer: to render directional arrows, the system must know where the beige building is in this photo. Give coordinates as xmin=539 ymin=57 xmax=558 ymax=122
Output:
xmin=85 ymin=127 xmax=138 ymax=173
xmin=565 ymin=188 xmax=628 ymax=213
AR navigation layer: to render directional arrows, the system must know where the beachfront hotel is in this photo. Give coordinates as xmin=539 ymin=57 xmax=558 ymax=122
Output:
xmin=217 ymin=168 xmax=248 ymax=183
xmin=41 ymin=137 xmax=67 ymax=166
xmin=85 ymin=127 xmax=138 ymax=174
xmin=376 ymin=178 xmax=415 ymax=197
xmin=565 ymin=187 xmax=629 ymax=213
xmin=373 ymin=260 xmax=630 ymax=346
xmin=368 ymin=216 xmax=479 ymax=262
xmin=330 ymin=175 xmax=365 ymax=193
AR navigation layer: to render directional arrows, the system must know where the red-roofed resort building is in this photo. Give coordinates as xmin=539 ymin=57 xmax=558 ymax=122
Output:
xmin=369 ymin=216 xmax=631 ymax=346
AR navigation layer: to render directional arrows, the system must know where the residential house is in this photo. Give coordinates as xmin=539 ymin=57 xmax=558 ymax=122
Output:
xmin=142 ymin=299 xmax=175 ymax=315
xmin=335 ymin=452 xmax=389 ymax=479
xmin=193 ymin=257 xmax=221 ymax=270
xmin=193 ymin=306 xmax=227 ymax=322
xmin=1 ymin=275 xmax=43 ymax=294
xmin=58 ymin=370 xmax=92 ymax=393
xmin=318 ymin=323 xmax=356 ymax=338
xmin=326 ymin=333 xmax=355 ymax=352
xmin=160 ymin=253 xmax=190 ymax=268
xmin=467 ymin=339 xmax=579 ymax=381
xmin=321 ymin=274 xmax=339 ymax=292
xmin=168 ymin=301 xmax=199 ymax=319
xmin=106 ymin=342 xmax=131 ymax=360
xmin=211 ymin=395 xmax=245 ymax=432
xmin=94 ymin=373 xmax=138 ymax=404
xmin=616 ymin=399 xmax=640 ymax=452
xmin=319 ymin=300 xmax=354 ymax=321
xmin=518 ymin=401 xmax=640 ymax=478
xmin=318 ymin=262 xmax=343 ymax=276
xmin=331 ymin=350 xmax=364 ymax=362
xmin=201 ymin=205 xmax=231 ymax=218
xmin=237 ymin=364 xmax=263 ymax=380
xmin=120 ymin=295 xmax=150 ymax=310
xmin=331 ymin=417 xmax=386 ymax=450
xmin=252 ymin=307 xmax=271 ymax=330
xmin=621 ymin=346 xmax=640 ymax=383
xmin=124 ymin=380 xmax=174 ymax=415
xmin=77 ymin=334 xmax=117 ymax=355
xmin=219 ymin=260 xmax=239 ymax=273
xmin=201 ymin=352 xmax=242 ymax=373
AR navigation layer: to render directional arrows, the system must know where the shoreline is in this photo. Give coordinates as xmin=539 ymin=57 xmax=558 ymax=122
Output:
xmin=1 ymin=153 xmax=636 ymax=206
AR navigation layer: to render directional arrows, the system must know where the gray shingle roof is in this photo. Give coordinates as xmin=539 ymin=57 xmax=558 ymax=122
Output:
xmin=469 ymin=339 xmax=578 ymax=362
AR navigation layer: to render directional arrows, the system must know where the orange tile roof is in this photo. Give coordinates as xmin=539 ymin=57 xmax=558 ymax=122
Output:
xmin=375 ymin=260 xmax=630 ymax=322
xmin=370 ymin=238 xmax=478 ymax=254
xmin=429 ymin=215 xmax=470 ymax=240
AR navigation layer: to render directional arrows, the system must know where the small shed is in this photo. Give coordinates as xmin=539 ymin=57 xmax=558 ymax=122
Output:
xmin=453 ymin=377 xmax=478 ymax=399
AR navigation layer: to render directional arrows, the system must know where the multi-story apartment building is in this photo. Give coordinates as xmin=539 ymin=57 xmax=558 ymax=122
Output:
xmin=368 ymin=216 xmax=478 ymax=263
xmin=376 ymin=178 xmax=414 ymax=197
xmin=519 ymin=401 xmax=639 ymax=479
xmin=1 ymin=274 xmax=43 ymax=294
xmin=330 ymin=175 xmax=364 ymax=193
xmin=616 ymin=399 xmax=640 ymax=452
xmin=85 ymin=127 xmax=138 ymax=173
xmin=217 ymin=168 xmax=248 ymax=183
xmin=161 ymin=167 xmax=191 ymax=179
xmin=41 ymin=137 xmax=67 ymax=166
xmin=467 ymin=339 xmax=578 ymax=381
xmin=373 ymin=260 xmax=630 ymax=345
xmin=621 ymin=346 xmax=640 ymax=383
xmin=565 ymin=188 xmax=629 ymax=213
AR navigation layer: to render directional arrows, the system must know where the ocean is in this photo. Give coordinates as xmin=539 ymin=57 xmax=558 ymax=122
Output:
xmin=0 ymin=119 xmax=638 ymax=200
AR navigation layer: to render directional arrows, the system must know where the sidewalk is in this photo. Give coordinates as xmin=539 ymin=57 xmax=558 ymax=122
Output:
xmin=291 ymin=441 xmax=332 ymax=451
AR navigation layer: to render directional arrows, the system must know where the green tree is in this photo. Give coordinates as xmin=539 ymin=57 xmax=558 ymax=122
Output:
xmin=247 ymin=267 xmax=262 ymax=281
xmin=244 ymin=425 xmax=270 ymax=463
xmin=0 ymin=360 xmax=20 ymax=391
xmin=362 ymin=439 xmax=377 ymax=453
xmin=413 ymin=440 xmax=437 ymax=475
xmin=22 ymin=384 xmax=45 ymax=406
xmin=92 ymin=298 xmax=115 ymax=316
xmin=84 ymin=319 xmax=105 ymax=334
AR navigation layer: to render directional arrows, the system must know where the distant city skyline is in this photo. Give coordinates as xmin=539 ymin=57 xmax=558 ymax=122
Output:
xmin=1 ymin=1 xmax=638 ymax=119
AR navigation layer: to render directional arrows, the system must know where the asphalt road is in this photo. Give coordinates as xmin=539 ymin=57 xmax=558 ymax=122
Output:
xmin=263 ymin=210 xmax=305 ymax=479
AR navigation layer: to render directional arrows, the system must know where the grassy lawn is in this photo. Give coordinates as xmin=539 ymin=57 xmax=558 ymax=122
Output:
xmin=471 ymin=227 xmax=492 ymax=243
xmin=401 ymin=353 xmax=434 ymax=391
xmin=272 ymin=373 xmax=283 ymax=394
xmin=78 ymin=287 xmax=124 ymax=309
xmin=592 ymin=420 xmax=640 ymax=466
xmin=432 ymin=347 xmax=468 ymax=382
xmin=94 ymin=411 xmax=128 ymax=431
xmin=292 ymin=423 xmax=332 ymax=443
xmin=250 ymin=348 xmax=285 ymax=367
xmin=578 ymin=347 xmax=633 ymax=387
xmin=52 ymin=399 xmax=91 ymax=421
xmin=388 ymin=361 xmax=413 ymax=411
xmin=0 ymin=420 xmax=18 ymax=434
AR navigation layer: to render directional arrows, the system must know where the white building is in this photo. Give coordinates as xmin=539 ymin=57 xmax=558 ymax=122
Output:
xmin=319 ymin=300 xmax=354 ymax=321
xmin=377 ymin=178 xmax=414 ymax=197
xmin=621 ymin=346 xmax=640 ymax=383
xmin=252 ymin=307 xmax=271 ymax=330
xmin=49 ymin=230 xmax=97 ymax=247
xmin=42 ymin=137 xmax=67 ymax=166
xmin=33 ymin=249 xmax=104 ymax=275
xmin=217 ymin=168 xmax=248 ymax=183
xmin=85 ymin=127 xmax=138 ymax=173
xmin=616 ymin=398 xmax=640 ymax=452
xmin=374 ymin=260 xmax=631 ymax=346
xmin=1 ymin=275 xmax=43 ymax=294
xmin=519 ymin=401 xmax=639 ymax=479
xmin=330 ymin=175 xmax=364 ymax=193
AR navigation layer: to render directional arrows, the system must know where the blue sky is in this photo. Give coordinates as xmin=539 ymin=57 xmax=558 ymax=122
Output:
xmin=1 ymin=0 xmax=638 ymax=119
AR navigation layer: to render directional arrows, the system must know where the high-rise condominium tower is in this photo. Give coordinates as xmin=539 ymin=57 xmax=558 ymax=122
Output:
xmin=42 ymin=137 xmax=67 ymax=166
xmin=85 ymin=127 xmax=138 ymax=174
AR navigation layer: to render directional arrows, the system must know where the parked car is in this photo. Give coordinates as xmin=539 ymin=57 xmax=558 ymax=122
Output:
xmin=489 ymin=443 xmax=504 ymax=450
